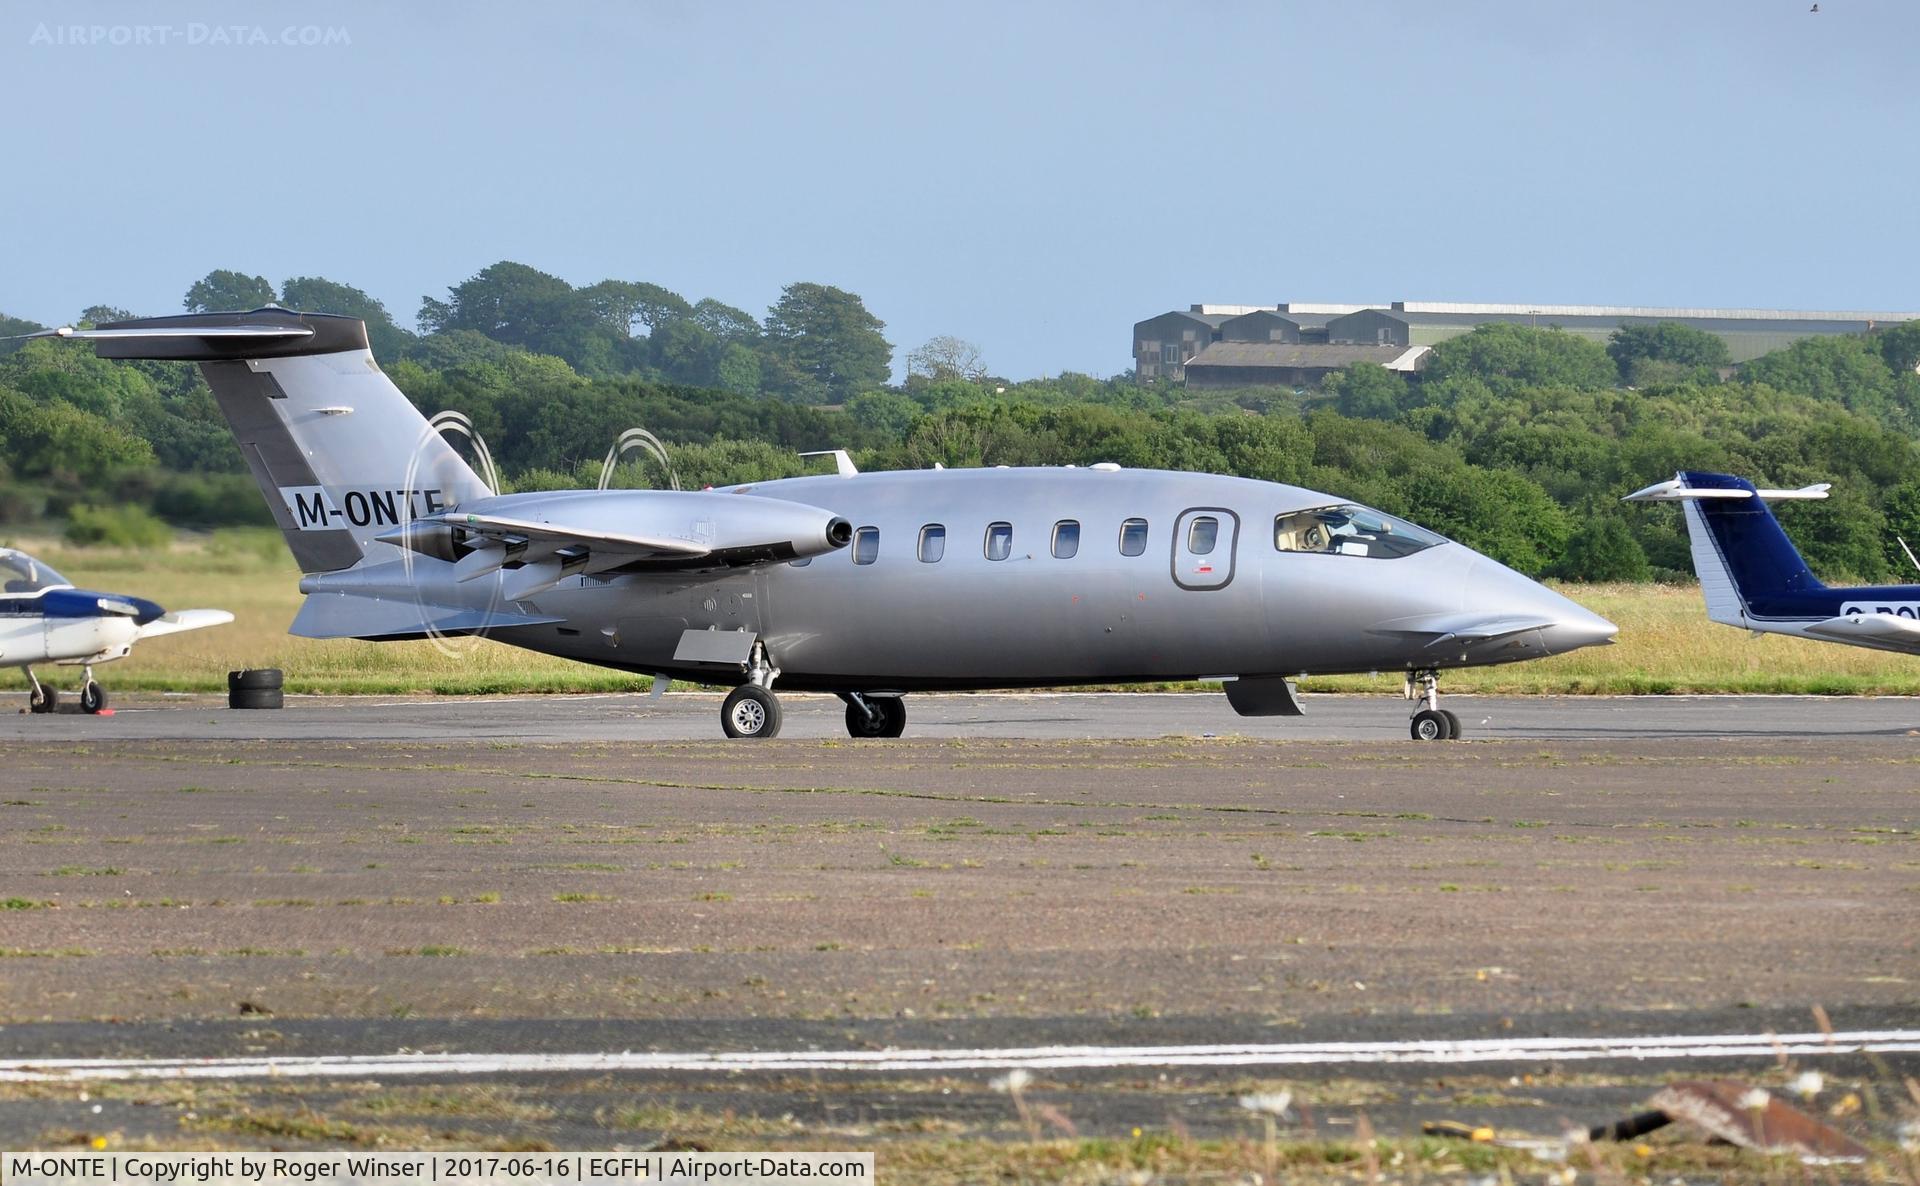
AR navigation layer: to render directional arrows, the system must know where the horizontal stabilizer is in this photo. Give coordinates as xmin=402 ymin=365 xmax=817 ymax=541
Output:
xmin=290 ymin=594 xmax=563 ymax=640
xmin=136 ymin=609 xmax=235 ymax=640
xmin=1624 ymin=477 xmax=1831 ymax=502
xmin=1801 ymin=613 xmax=1920 ymax=655
xmin=30 ymin=324 xmax=314 ymax=342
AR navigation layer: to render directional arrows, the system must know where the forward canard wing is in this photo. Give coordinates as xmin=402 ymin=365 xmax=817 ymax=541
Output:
xmin=136 ymin=609 xmax=236 ymax=640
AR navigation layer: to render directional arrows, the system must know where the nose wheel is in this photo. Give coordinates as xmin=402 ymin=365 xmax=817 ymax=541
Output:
xmin=719 ymin=643 xmax=783 ymax=739
xmin=1406 ymin=669 xmax=1462 ymax=741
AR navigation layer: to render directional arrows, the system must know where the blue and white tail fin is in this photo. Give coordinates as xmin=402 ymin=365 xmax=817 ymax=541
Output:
xmin=1623 ymin=472 xmax=1831 ymax=627
xmin=46 ymin=310 xmax=493 ymax=573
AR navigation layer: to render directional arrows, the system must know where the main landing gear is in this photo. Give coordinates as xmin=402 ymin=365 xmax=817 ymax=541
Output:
xmin=1406 ymin=668 xmax=1461 ymax=742
xmin=842 ymin=692 xmax=906 ymax=738
xmin=23 ymin=666 xmax=108 ymax=715
xmin=720 ymin=643 xmax=784 ymax=739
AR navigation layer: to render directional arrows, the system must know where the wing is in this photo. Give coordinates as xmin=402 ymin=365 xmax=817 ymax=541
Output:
xmin=136 ymin=609 xmax=236 ymax=639
xmin=1801 ymin=613 xmax=1920 ymax=655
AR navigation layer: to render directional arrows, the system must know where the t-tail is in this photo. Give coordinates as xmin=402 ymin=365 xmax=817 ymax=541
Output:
xmin=1623 ymin=471 xmax=1830 ymax=629
xmin=49 ymin=309 xmax=492 ymax=574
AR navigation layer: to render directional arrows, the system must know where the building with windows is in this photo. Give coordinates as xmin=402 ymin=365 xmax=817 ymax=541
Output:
xmin=1134 ymin=300 xmax=1920 ymax=386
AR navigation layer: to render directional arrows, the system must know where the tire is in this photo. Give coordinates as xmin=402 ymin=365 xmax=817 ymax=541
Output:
xmin=228 ymin=669 xmax=284 ymax=692
xmin=80 ymin=682 xmax=107 ymax=714
xmin=721 ymin=685 xmax=782 ymax=739
xmin=1440 ymin=709 xmax=1462 ymax=739
xmin=29 ymin=686 xmax=57 ymax=714
xmin=845 ymin=696 xmax=907 ymax=739
xmin=229 ymin=688 xmax=284 ymax=711
xmin=1410 ymin=709 xmax=1453 ymax=742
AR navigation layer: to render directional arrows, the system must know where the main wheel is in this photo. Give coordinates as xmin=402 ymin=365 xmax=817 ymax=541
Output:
xmin=1410 ymin=708 xmax=1453 ymax=741
xmin=28 ymin=686 xmax=56 ymax=714
xmin=845 ymin=696 xmax=906 ymax=739
xmin=721 ymin=685 xmax=782 ymax=739
xmin=1439 ymin=708 xmax=1462 ymax=739
xmin=80 ymin=682 xmax=107 ymax=714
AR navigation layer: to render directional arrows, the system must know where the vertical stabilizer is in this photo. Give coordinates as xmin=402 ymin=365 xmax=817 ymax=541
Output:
xmin=81 ymin=310 xmax=492 ymax=573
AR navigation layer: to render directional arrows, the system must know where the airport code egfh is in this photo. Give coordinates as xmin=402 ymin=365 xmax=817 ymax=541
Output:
xmin=1 ymin=1154 xmax=874 ymax=1186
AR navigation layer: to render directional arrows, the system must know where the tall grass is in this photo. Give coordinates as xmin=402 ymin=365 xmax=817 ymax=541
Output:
xmin=3 ymin=530 xmax=1917 ymax=696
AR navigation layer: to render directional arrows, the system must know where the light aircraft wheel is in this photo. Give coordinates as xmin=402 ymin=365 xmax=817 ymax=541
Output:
xmin=1440 ymin=709 xmax=1462 ymax=739
xmin=80 ymin=682 xmax=107 ymax=714
xmin=722 ymin=685 xmax=782 ymax=740
xmin=1410 ymin=709 xmax=1453 ymax=742
xmin=845 ymin=696 xmax=906 ymax=739
xmin=29 ymin=686 xmax=57 ymax=714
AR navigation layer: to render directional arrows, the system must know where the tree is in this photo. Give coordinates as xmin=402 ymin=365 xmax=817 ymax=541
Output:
xmin=762 ymin=282 xmax=892 ymax=403
xmin=1422 ymin=323 xmax=1619 ymax=396
xmin=1555 ymin=515 xmax=1651 ymax=582
xmin=281 ymin=276 xmax=415 ymax=359
xmin=419 ymin=261 xmax=578 ymax=346
xmin=1324 ymin=362 xmax=1408 ymax=419
xmin=1875 ymin=322 xmax=1920 ymax=377
xmin=184 ymin=270 xmax=277 ymax=313
xmin=1597 ymin=320 xmax=1735 ymax=381
xmin=714 ymin=343 xmax=761 ymax=395
xmin=906 ymin=335 xmax=986 ymax=383
xmin=0 ymin=385 xmax=154 ymax=479
xmin=78 ymin=305 xmax=135 ymax=327
xmin=693 ymin=298 xmax=760 ymax=344
xmin=579 ymin=280 xmax=691 ymax=338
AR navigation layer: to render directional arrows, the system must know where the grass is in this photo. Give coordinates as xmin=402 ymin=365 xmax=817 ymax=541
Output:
xmin=6 ymin=530 xmax=1920 ymax=695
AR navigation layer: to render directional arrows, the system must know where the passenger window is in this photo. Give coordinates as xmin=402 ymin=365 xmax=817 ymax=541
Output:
xmin=918 ymin=524 xmax=945 ymax=563
xmin=852 ymin=526 xmax=879 ymax=565
xmin=984 ymin=521 xmax=1013 ymax=561
xmin=1119 ymin=518 xmax=1148 ymax=556
xmin=1051 ymin=520 xmax=1080 ymax=559
xmin=1186 ymin=516 xmax=1218 ymax=555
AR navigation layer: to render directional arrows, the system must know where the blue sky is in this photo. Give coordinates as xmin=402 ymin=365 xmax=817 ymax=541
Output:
xmin=4 ymin=0 xmax=1916 ymax=379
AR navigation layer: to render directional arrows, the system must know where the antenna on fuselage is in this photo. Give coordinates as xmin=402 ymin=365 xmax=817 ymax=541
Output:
xmin=799 ymin=449 xmax=858 ymax=478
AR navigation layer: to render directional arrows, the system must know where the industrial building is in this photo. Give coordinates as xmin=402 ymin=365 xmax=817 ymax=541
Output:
xmin=1135 ymin=300 xmax=1920 ymax=387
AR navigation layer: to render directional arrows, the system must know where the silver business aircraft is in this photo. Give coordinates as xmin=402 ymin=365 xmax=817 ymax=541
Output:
xmin=38 ymin=309 xmax=1616 ymax=740
xmin=0 ymin=546 xmax=232 ymax=712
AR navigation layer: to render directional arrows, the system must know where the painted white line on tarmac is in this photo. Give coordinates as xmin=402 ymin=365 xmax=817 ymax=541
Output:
xmin=2 ymin=1030 xmax=1915 ymax=1083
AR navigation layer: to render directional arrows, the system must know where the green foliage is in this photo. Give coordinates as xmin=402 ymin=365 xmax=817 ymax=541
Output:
xmin=0 ymin=385 xmax=155 ymax=479
xmin=184 ymin=270 xmax=277 ymax=313
xmin=1423 ymin=323 xmax=1618 ymax=396
xmin=63 ymin=503 xmax=172 ymax=548
xmin=1324 ymin=363 xmax=1408 ymax=418
xmin=1740 ymin=334 xmax=1916 ymax=431
xmin=1607 ymin=321 xmax=1730 ymax=385
xmin=1556 ymin=515 xmax=1652 ymax=582
xmin=281 ymin=276 xmax=414 ymax=359
xmin=762 ymin=282 xmax=893 ymax=403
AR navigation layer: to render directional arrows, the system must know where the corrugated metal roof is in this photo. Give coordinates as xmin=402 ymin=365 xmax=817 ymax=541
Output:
xmin=1393 ymin=301 xmax=1920 ymax=322
xmin=1185 ymin=342 xmax=1418 ymax=369
xmin=1339 ymin=309 xmax=1907 ymax=333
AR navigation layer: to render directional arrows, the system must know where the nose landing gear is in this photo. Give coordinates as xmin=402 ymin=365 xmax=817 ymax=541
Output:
xmin=720 ymin=642 xmax=784 ymax=739
xmin=1406 ymin=669 xmax=1462 ymax=741
xmin=22 ymin=667 xmax=108 ymax=715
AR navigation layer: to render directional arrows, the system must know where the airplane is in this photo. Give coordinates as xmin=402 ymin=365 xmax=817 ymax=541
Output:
xmin=31 ymin=309 xmax=1617 ymax=740
xmin=1626 ymin=470 xmax=1920 ymax=654
xmin=0 ymin=546 xmax=233 ymax=713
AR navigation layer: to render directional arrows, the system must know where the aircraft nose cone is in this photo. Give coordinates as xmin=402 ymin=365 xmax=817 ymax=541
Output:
xmin=1538 ymin=607 xmax=1618 ymax=654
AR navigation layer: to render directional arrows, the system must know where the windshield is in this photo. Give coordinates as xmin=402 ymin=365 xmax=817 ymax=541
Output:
xmin=1273 ymin=504 xmax=1447 ymax=560
xmin=0 ymin=549 xmax=70 ymax=594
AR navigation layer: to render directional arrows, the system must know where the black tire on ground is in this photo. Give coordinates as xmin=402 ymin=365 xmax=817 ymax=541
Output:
xmin=844 ymin=696 xmax=906 ymax=738
xmin=721 ymin=685 xmax=782 ymax=739
xmin=1410 ymin=709 xmax=1453 ymax=742
xmin=229 ymin=688 xmax=284 ymax=711
xmin=1440 ymin=708 xmax=1462 ymax=739
xmin=29 ymin=686 xmax=57 ymax=714
xmin=80 ymin=682 xmax=107 ymax=714
xmin=228 ymin=668 xmax=284 ymax=692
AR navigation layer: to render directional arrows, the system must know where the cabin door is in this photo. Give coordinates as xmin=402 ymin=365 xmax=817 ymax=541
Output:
xmin=1170 ymin=508 xmax=1238 ymax=590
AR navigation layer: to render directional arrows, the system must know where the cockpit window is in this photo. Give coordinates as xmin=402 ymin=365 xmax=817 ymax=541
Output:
xmin=1273 ymin=505 xmax=1446 ymax=559
xmin=0 ymin=549 xmax=69 ymax=594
